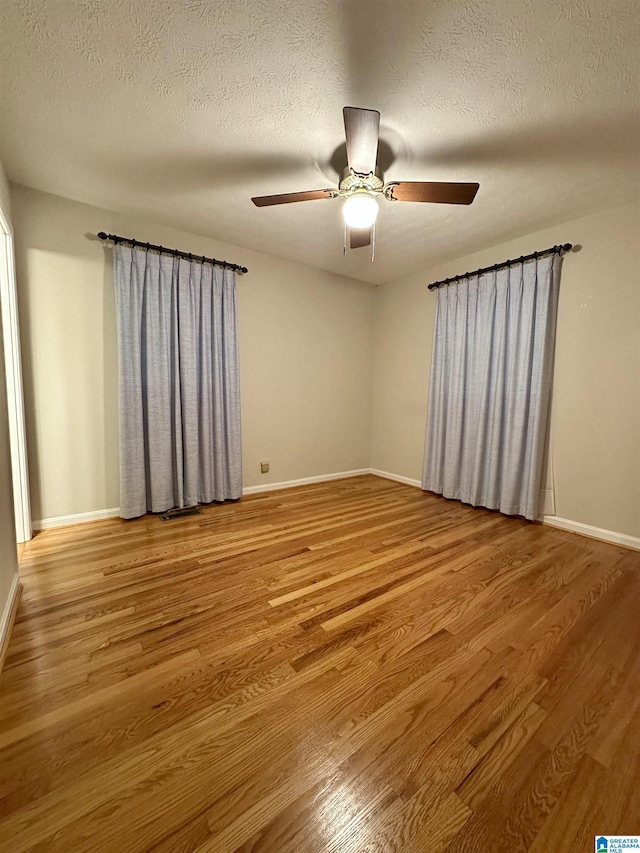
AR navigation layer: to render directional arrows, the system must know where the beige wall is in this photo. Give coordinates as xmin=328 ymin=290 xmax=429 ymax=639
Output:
xmin=9 ymin=181 xmax=640 ymax=540
xmin=371 ymin=199 xmax=640 ymax=538
xmin=0 ymin=157 xmax=19 ymax=623
xmin=11 ymin=184 xmax=374 ymax=523
xmin=0 ymin=302 xmax=18 ymax=615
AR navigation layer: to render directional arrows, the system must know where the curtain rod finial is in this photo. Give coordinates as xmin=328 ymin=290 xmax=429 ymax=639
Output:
xmin=427 ymin=242 xmax=573 ymax=291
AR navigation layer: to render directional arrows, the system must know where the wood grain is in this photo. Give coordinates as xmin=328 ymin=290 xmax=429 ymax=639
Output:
xmin=0 ymin=475 xmax=638 ymax=852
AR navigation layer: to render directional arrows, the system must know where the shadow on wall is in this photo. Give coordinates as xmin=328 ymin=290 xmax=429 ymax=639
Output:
xmin=11 ymin=236 xmax=40 ymax=522
xmin=12 ymin=221 xmax=120 ymax=521
xmin=101 ymin=244 xmax=119 ymax=508
xmin=87 ymin=230 xmax=120 ymax=505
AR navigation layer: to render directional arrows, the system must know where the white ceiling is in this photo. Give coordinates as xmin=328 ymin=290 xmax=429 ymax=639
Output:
xmin=0 ymin=0 xmax=638 ymax=284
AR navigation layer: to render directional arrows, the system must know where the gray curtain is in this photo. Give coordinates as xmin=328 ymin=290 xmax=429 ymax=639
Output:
xmin=114 ymin=245 xmax=242 ymax=519
xmin=422 ymin=253 xmax=561 ymax=521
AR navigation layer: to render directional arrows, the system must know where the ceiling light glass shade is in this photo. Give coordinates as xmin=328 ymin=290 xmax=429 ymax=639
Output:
xmin=342 ymin=194 xmax=379 ymax=229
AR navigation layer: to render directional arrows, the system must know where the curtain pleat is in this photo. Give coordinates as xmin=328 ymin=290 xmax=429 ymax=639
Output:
xmin=114 ymin=245 xmax=242 ymax=519
xmin=422 ymin=254 xmax=560 ymax=521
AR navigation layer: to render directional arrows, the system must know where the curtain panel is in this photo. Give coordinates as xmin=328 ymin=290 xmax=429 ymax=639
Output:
xmin=114 ymin=245 xmax=242 ymax=519
xmin=422 ymin=254 xmax=561 ymax=521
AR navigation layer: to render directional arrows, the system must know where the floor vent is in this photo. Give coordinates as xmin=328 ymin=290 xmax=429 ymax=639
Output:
xmin=160 ymin=506 xmax=202 ymax=521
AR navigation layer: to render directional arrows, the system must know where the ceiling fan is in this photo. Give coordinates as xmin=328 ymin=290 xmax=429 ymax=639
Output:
xmin=251 ymin=106 xmax=479 ymax=256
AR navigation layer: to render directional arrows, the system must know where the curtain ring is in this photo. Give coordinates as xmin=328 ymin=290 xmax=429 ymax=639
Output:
xmin=202 ymin=255 xmax=206 ymax=264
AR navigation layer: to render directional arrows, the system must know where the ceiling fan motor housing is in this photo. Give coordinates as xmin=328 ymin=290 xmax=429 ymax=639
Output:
xmin=339 ymin=168 xmax=384 ymax=195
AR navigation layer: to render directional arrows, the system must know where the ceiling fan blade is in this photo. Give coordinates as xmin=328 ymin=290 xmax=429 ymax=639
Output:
xmin=343 ymin=107 xmax=380 ymax=174
xmin=387 ymin=181 xmax=479 ymax=204
xmin=252 ymin=189 xmax=335 ymax=207
xmin=349 ymin=226 xmax=372 ymax=249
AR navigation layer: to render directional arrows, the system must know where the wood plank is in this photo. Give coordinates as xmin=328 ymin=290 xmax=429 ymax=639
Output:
xmin=0 ymin=475 xmax=637 ymax=852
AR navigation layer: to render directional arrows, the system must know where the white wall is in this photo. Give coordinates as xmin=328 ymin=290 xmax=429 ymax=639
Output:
xmin=0 ymin=158 xmax=19 ymax=633
xmin=371 ymin=199 xmax=640 ymax=539
xmin=11 ymin=184 xmax=374 ymax=524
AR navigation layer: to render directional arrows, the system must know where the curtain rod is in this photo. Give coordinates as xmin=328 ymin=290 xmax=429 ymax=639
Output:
xmin=97 ymin=232 xmax=248 ymax=274
xmin=427 ymin=243 xmax=572 ymax=291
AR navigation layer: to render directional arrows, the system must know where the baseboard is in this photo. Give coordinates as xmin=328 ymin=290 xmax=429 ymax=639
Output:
xmin=30 ymin=477 xmax=638 ymax=554
xmin=32 ymin=473 xmax=372 ymax=527
xmin=369 ymin=468 xmax=422 ymax=489
xmin=243 ymin=469 xmax=370 ymax=495
xmin=33 ymin=507 xmax=121 ymax=531
xmin=370 ymin=468 xmax=640 ymax=552
xmin=0 ymin=574 xmax=22 ymax=673
xmin=543 ymin=515 xmax=640 ymax=551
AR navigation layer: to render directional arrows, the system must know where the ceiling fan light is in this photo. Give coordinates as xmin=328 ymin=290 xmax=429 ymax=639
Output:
xmin=342 ymin=194 xmax=379 ymax=229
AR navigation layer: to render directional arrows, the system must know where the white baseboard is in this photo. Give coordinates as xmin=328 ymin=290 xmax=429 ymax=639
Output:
xmin=32 ymin=472 xmax=372 ymax=528
xmin=0 ymin=573 xmax=21 ymax=670
xmin=369 ymin=468 xmax=422 ymax=489
xmin=370 ymin=468 xmax=640 ymax=553
xmin=543 ymin=515 xmax=640 ymax=551
xmin=33 ymin=507 xmax=121 ymax=531
xmin=30 ymin=475 xmax=639 ymax=554
xmin=242 ymin=469 xmax=370 ymax=495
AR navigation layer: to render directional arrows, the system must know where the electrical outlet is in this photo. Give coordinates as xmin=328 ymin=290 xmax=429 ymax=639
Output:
xmin=261 ymin=460 xmax=269 ymax=474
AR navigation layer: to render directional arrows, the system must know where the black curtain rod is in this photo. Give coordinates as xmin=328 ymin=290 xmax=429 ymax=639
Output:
xmin=97 ymin=232 xmax=248 ymax=274
xmin=427 ymin=243 xmax=572 ymax=291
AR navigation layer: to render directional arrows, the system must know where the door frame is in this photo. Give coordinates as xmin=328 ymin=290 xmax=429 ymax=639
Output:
xmin=0 ymin=205 xmax=31 ymax=543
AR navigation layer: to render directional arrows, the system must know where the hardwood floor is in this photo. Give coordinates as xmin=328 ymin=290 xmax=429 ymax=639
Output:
xmin=1 ymin=474 xmax=639 ymax=852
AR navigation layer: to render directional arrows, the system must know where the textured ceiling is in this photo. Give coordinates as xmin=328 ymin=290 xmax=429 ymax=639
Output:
xmin=0 ymin=0 xmax=638 ymax=284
